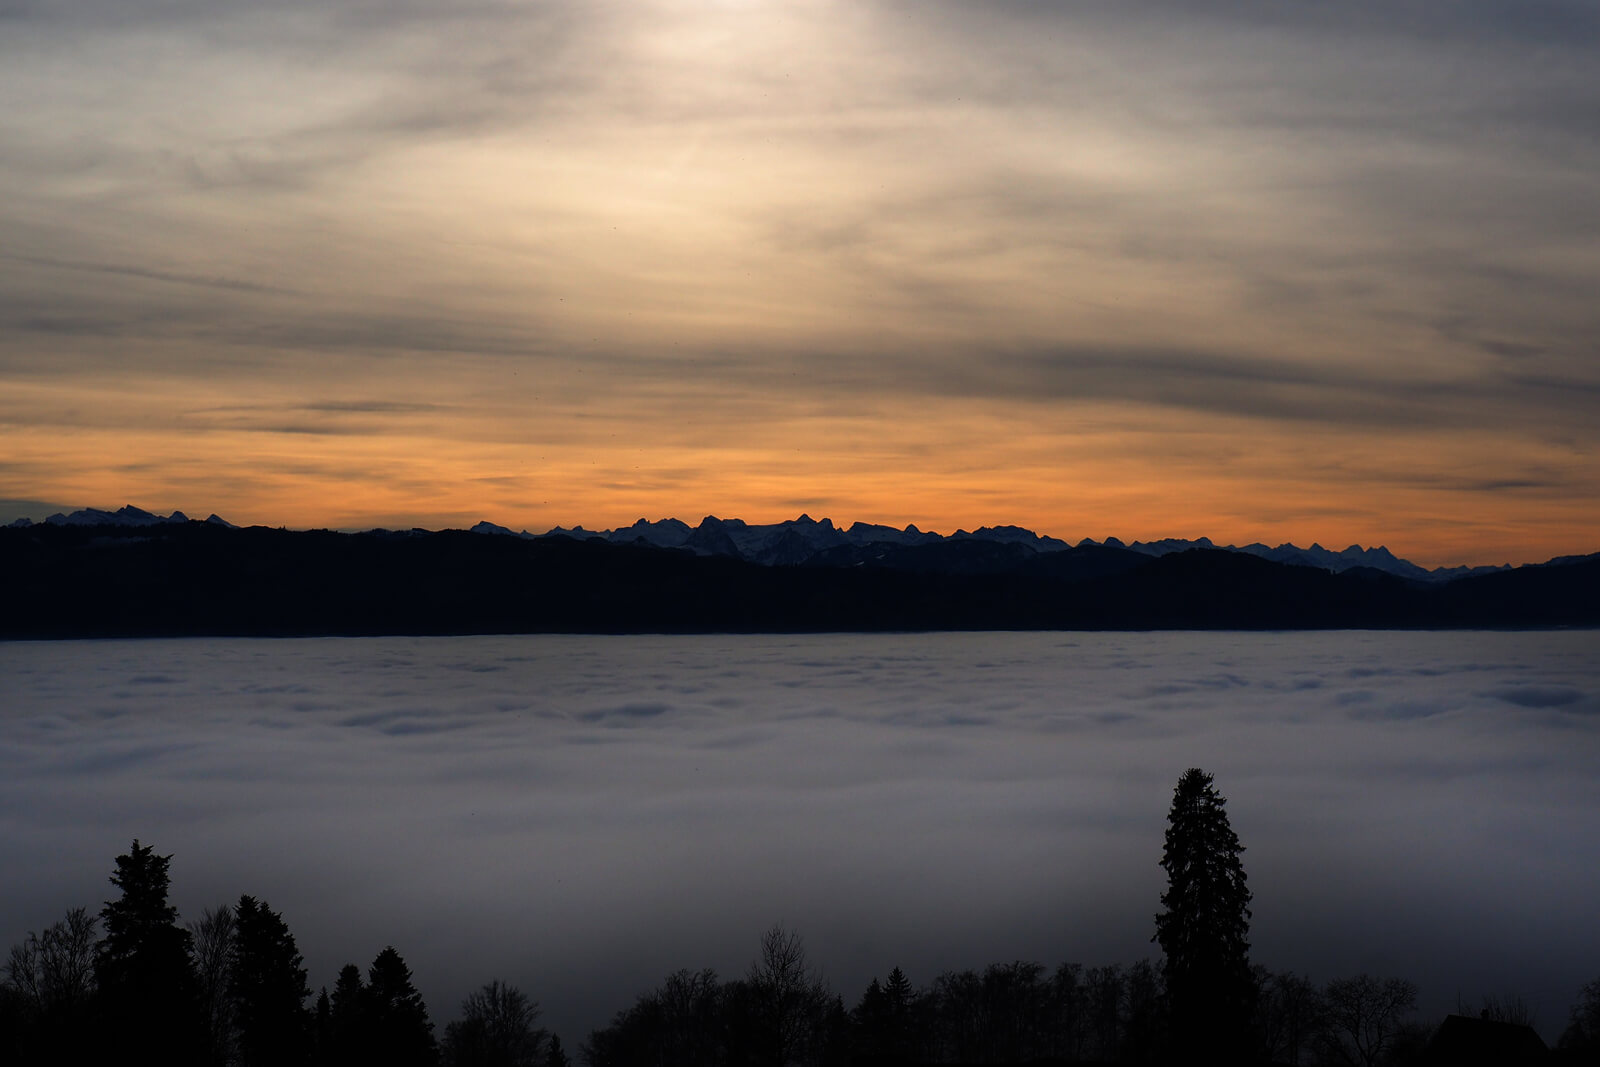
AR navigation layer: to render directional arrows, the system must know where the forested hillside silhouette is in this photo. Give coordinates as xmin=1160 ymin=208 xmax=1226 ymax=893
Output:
xmin=5 ymin=773 xmax=1597 ymax=1065
xmin=3 ymin=521 xmax=1599 ymax=637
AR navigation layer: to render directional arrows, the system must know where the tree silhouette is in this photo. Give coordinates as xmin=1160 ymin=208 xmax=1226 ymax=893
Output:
xmin=442 ymin=979 xmax=545 ymax=1067
xmin=879 ymin=966 xmax=920 ymax=1063
xmin=853 ymin=973 xmax=922 ymax=1063
xmin=312 ymin=987 xmax=331 ymax=1063
xmin=1319 ymin=974 xmax=1417 ymax=1067
xmin=583 ymin=967 xmax=723 ymax=1067
xmin=746 ymin=925 xmax=835 ymax=1067
xmin=1154 ymin=768 xmax=1253 ymax=1058
xmin=882 ymin=967 xmax=914 ymax=1012
xmin=95 ymin=839 xmax=205 ymax=1064
xmin=3 ymin=906 xmax=99 ymax=1063
xmin=1253 ymin=967 xmax=1324 ymax=1067
xmin=189 ymin=903 xmax=236 ymax=1066
xmin=853 ymin=978 xmax=888 ymax=1050
xmin=988 ymin=960 xmax=1051 ymax=1063
xmin=1047 ymin=962 xmax=1088 ymax=1062
xmin=1562 ymin=976 xmax=1600 ymax=1057
xmin=1085 ymin=963 xmax=1125 ymax=1063
xmin=319 ymin=962 xmax=368 ymax=1065
xmin=0 ymin=978 xmax=24 ymax=1065
xmin=97 ymin=841 xmax=190 ymax=981
xmin=929 ymin=967 xmax=983 ymax=1062
xmin=365 ymin=946 xmax=438 ymax=1066
xmin=653 ymin=967 xmax=724 ymax=1066
xmin=1121 ymin=958 xmax=1166 ymax=1063
xmin=230 ymin=895 xmax=312 ymax=1066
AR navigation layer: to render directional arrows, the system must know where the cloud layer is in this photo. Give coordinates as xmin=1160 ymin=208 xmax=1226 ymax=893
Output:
xmin=2 ymin=631 xmax=1597 ymax=1042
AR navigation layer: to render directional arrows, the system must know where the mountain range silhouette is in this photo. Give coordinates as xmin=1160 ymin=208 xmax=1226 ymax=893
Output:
xmin=471 ymin=512 xmax=1522 ymax=581
xmin=3 ymin=507 xmax=1596 ymax=637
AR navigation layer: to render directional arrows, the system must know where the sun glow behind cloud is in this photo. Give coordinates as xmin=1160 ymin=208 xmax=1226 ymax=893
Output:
xmin=1 ymin=0 xmax=1597 ymax=563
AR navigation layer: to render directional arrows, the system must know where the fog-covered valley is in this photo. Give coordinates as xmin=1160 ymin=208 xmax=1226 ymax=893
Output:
xmin=2 ymin=631 xmax=1596 ymax=1045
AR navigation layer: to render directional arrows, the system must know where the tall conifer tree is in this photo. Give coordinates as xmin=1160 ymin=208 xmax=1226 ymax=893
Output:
xmin=366 ymin=946 xmax=438 ymax=1066
xmin=230 ymin=895 xmax=311 ymax=1066
xmin=1154 ymin=768 xmax=1253 ymax=1058
xmin=95 ymin=840 xmax=205 ymax=1065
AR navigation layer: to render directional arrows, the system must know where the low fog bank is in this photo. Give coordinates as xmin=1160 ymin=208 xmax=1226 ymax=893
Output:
xmin=2 ymin=631 xmax=1597 ymax=1043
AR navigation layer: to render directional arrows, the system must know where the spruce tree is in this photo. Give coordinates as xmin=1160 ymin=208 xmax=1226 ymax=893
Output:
xmin=323 ymin=963 xmax=367 ymax=1066
xmin=883 ymin=967 xmax=914 ymax=1015
xmin=1154 ymin=768 xmax=1253 ymax=1058
xmin=882 ymin=966 xmax=917 ymax=1062
xmin=95 ymin=840 xmax=206 ymax=1065
xmin=366 ymin=946 xmax=438 ymax=1066
xmin=230 ymin=895 xmax=311 ymax=1066
xmin=312 ymin=987 xmax=331 ymax=1064
xmin=853 ymin=978 xmax=890 ymax=1060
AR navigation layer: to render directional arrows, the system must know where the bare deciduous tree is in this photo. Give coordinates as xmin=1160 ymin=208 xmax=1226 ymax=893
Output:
xmin=189 ymin=903 xmax=236 ymax=1065
xmin=1560 ymin=976 xmax=1600 ymax=1052
xmin=1044 ymin=962 xmax=1087 ymax=1062
xmin=5 ymin=934 xmax=42 ymax=1007
xmin=4 ymin=907 xmax=99 ymax=1062
xmin=5 ymin=906 xmax=98 ymax=1016
xmin=748 ymin=925 xmax=834 ymax=1067
xmin=1255 ymin=967 xmax=1325 ymax=1066
xmin=655 ymin=967 xmax=721 ymax=1064
xmin=443 ymin=979 xmax=546 ymax=1067
xmin=1084 ymin=963 xmax=1125 ymax=1063
xmin=1321 ymin=974 xmax=1418 ymax=1067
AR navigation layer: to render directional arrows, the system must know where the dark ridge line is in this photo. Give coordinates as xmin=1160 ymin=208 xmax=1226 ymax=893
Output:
xmin=2 ymin=521 xmax=1597 ymax=639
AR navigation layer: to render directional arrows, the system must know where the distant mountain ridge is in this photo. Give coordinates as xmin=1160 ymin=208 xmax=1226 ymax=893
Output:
xmin=5 ymin=511 xmax=1598 ymax=637
xmin=10 ymin=504 xmax=235 ymax=530
xmin=469 ymin=513 xmax=1513 ymax=582
xmin=4 ymin=505 xmax=1549 ymax=580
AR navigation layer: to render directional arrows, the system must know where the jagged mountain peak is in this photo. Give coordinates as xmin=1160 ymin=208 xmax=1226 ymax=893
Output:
xmin=35 ymin=504 xmax=215 ymax=528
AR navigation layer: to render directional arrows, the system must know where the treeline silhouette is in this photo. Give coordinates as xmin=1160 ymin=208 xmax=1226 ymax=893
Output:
xmin=6 ymin=773 xmax=1600 ymax=1066
xmin=1 ymin=841 xmax=571 ymax=1067
xmin=586 ymin=951 xmax=1439 ymax=1067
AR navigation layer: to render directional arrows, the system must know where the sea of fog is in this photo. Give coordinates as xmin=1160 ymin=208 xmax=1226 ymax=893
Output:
xmin=2 ymin=631 xmax=1597 ymax=1044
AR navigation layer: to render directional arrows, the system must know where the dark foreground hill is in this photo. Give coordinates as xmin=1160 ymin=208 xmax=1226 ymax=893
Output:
xmin=2 ymin=521 xmax=1596 ymax=638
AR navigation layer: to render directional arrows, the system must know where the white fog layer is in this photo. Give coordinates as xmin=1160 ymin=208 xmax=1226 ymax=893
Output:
xmin=2 ymin=631 xmax=1597 ymax=1043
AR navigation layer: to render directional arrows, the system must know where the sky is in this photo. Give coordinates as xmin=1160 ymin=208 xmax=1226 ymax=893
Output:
xmin=2 ymin=0 xmax=1598 ymax=566
xmin=3 ymin=632 xmax=1598 ymax=1044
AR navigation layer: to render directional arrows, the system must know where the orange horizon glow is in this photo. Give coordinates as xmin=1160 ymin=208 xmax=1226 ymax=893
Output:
xmin=6 ymin=398 xmax=1591 ymax=569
